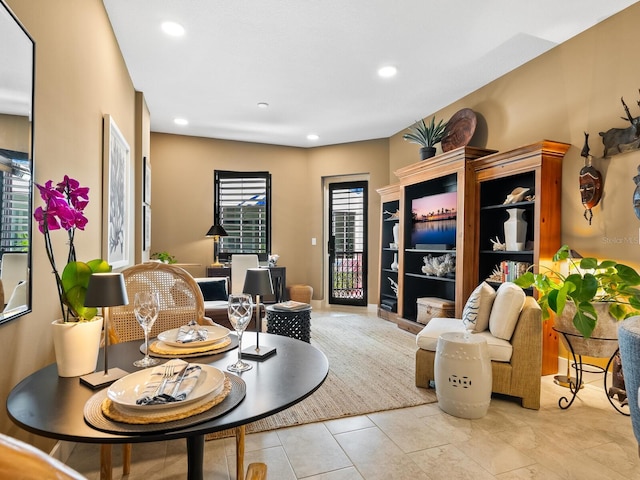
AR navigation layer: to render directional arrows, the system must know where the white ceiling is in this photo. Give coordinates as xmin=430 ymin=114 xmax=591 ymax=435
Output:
xmin=103 ymin=0 xmax=638 ymax=148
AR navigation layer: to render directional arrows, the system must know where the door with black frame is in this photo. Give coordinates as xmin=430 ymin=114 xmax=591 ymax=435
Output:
xmin=328 ymin=181 xmax=368 ymax=306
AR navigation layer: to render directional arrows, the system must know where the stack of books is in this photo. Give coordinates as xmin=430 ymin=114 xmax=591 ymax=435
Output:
xmin=492 ymin=260 xmax=531 ymax=283
xmin=380 ymin=298 xmax=397 ymax=312
xmin=272 ymin=300 xmax=310 ymax=312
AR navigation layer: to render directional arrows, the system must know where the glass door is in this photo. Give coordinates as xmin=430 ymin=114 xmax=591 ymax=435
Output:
xmin=328 ymin=181 xmax=368 ymax=306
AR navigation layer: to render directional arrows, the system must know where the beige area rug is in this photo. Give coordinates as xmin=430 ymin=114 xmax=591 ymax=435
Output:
xmin=207 ymin=310 xmax=437 ymax=439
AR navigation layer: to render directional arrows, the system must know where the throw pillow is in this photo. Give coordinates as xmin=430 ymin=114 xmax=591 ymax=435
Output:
xmin=489 ymin=282 xmax=526 ymax=340
xmin=462 ymin=282 xmax=496 ymax=332
xmin=197 ymin=278 xmax=228 ymax=301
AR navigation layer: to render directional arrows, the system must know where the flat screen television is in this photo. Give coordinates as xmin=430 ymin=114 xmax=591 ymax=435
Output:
xmin=411 ymin=191 xmax=457 ymax=248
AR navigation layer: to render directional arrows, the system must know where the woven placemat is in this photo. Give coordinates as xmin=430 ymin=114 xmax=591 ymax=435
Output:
xmin=83 ymin=373 xmax=245 ymax=434
xmin=143 ymin=335 xmax=238 ymax=359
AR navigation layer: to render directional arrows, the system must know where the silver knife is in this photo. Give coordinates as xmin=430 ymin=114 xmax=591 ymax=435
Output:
xmin=169 ymin=363 xmax=191 ymax=399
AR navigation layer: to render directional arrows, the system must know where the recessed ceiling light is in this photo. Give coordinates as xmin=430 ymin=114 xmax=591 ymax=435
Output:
xmin=161 ymin=21 xmax=185 ymax=37
xmin=257 ymin=102 xmax=269 ymax=109
xmin=174 ymin=118 xmax=188 ymax=126
xmin=307 ymin=134 xmax=319 ymax=141
xmin=377 ymin=65 xmax=397 ymax=78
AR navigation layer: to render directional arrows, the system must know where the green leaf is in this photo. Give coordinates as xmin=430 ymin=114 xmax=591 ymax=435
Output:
xmin=579 ymin=257 xmax=598 ymax=270
xmin=514 ymin=271 xmax=534 ymax=288
xmin=616 ymin=264 xmax=640 ymax=285
xmin=552 ymin=245 xmax=571 ymax=262
xmin=573 ymin=302 xmax=597 ymax=338
xmin=61 ymin=259 xmax=112 ymax=321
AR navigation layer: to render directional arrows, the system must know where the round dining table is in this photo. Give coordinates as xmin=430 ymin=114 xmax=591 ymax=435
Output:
xmin=6 ymin=332 xmax=329 ymax=480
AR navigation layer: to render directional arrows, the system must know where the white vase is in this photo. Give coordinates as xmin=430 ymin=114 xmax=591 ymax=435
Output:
xmin=391 ymin=253 xmax=399 ymax=271
xmin=51 ymin=317 xmax=103 ymax=377
xmin=503 ymin=208 xmax=527 ymax=251
xmin=392 ymin=223 xmax=399 ymax=246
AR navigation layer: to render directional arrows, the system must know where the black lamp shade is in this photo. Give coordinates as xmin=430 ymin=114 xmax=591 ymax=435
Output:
xmin=243 ymin=268 xmax=273 ymax=296
xmin=84 ymin=273 xmax=129 ymax=307
xmin=206 ymin=224 xmax=228 ymax=237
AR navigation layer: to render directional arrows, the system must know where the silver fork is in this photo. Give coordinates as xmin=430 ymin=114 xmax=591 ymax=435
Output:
xmin=153 ymin=363 xmax=175 ymax=398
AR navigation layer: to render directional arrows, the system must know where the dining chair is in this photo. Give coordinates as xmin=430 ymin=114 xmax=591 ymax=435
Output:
xmin=0 ymin=252 xmax=27 ymax=305
xmin=231 ymin=254 xmax=259 ymax=295
xmin=0 ymin=432 xmax=86 ymax=479
xmin=103 ymin=262 xmax=215 ymax=479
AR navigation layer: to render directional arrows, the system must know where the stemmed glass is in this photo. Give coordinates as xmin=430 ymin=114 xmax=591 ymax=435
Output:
xmin=133 ymin=291 xmax=161 ymax=367
xmin=227 ymin=293 xmax=253 ymax=372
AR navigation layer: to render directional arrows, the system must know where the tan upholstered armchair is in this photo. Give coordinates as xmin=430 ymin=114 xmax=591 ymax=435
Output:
xmin=415 ymin=295 xmax=543 ymax=409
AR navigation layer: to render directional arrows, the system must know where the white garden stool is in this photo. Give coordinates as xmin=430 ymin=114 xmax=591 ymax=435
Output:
xmin=434 ymin=332 xmax=492 ymax=419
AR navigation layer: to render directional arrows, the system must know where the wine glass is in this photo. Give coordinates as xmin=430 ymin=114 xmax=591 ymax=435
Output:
xmin=227 ymin=293 xmax=253 ymax=372
xmin=133 ymin=291 xmax=161 ymax=367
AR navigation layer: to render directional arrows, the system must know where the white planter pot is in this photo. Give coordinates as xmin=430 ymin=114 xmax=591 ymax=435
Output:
xmin=555 ymin=302 xmax=619 ymax=358
xmin=51 ymin=317 xmax=103 ymax=377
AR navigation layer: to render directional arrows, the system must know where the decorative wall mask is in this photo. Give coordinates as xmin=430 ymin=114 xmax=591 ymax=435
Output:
xmin=599 ymin=95 xmax=640 ymax=157
xmin=633 ymin=166 xmax=640 ymax=221
xmin=579 ymin=132 xmax=602 ymax=225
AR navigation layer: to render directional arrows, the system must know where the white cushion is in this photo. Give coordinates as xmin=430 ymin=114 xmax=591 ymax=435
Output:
xmin=203 ymin=300 xmax=228 ymax=310
xmin=416 ymin=317 xmax=466 ymax=351
xmin=416 ymin=317 xmax=513 ymax=362
xmin=462 ymin=282 xmax=496 ymax=333
xmin=488 ymin=282 xmax=526 ymax=341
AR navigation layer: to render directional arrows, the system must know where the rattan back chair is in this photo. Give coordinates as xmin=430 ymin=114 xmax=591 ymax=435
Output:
xmin=110 ymin=262 xmax=212 ymax=343
xmin=103 ymin=262 xmax=212 ymax=478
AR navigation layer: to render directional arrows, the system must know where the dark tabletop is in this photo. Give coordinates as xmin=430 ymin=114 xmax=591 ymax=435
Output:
xmin=6 ymin=333 xmax=328 ymax=444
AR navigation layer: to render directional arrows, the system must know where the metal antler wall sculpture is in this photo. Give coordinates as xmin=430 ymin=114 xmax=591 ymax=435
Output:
xmin=579 ymin=132 xmax=603 ymax=225
xmin=599 ymin=94 xmax=640 ymax=157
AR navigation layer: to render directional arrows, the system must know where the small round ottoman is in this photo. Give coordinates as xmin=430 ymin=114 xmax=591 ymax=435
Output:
xmin=434 ymin=332 xmax=492 ymax=419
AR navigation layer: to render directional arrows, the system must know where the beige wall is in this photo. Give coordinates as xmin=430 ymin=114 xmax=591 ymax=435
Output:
xmin=389 ymin=2 xmax=640 ymax=269
xmin=0 ymin=114 xmax=30 ymax=152
xmin=1 ymin=0 xmax=137 ymax=449
xmin=149 ymin=134 xmax=390 ymax=301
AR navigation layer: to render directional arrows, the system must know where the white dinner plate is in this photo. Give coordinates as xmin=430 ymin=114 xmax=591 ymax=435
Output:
xmin=157 ymin=325 xmax=230 ymax=347
xmin=107 ymin=364 xmax=225 ymax=411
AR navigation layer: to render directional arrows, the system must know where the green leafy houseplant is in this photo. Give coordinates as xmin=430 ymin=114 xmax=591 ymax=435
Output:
xmin=514 ymin=244 xmax=640 ymax=339
xmin=403 ymin=116 xmax=448 ymax=149
xmin=33 ymin=176 xmax=111 ymax=322
xmin=151 ymin=251 xmax=176 ymax=264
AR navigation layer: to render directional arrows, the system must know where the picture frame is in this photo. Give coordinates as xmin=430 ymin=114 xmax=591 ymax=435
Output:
xmin=102 ymin=114 xmax=131 ymax=269
xmin=144 ymin=204 xmax=151 ymax=251
xmin=143 ymin=156 xmax=151 ymax=205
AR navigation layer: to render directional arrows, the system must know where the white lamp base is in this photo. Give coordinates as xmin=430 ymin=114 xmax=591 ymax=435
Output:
xmin=80 ymin=367 xmax=129 ymax=389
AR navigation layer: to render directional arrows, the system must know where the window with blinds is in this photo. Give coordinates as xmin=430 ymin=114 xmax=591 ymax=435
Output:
xmin=214 ymin=170 xmax=271 ymax=261
xmin=0 ymin=155 xmax=30 ymax=254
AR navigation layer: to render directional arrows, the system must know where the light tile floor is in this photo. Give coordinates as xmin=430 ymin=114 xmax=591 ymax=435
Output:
xmin=66 ymin=362 xmax=640 ymax=479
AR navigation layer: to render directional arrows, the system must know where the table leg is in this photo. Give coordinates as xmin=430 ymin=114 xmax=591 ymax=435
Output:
xmin=186 ymin=435 xmax=204 ymax=480
xmin=236 ymin=426 xmax=245 ymax=480
xmin=100 ymin=444 xmax=112 ymax=480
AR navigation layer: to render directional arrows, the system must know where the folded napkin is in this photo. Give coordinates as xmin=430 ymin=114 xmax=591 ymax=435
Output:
xmin=136 ymin=359 xmax=202 ymax=405
xmin=176 ymin=325 xmax=209 ymax=343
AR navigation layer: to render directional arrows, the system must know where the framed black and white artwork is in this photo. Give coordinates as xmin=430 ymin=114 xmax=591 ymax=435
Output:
xmin=102 ymin=114 xmax=130 ymax=269
xmin=143 ymin=156 xmax=151 ymax=205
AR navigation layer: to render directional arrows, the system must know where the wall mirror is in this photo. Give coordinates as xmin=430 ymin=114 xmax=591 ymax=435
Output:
xmin=0 ymin=0 xmax=34 ymax=324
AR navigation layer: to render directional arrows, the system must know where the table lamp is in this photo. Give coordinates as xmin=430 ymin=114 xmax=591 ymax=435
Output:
xmin=80 ymin=272 xmax=129 ymax=389
xmin=206 ymin=224 xmax=228 ymax=266
xmin=242 ymin=268 xmax=276 ymax=360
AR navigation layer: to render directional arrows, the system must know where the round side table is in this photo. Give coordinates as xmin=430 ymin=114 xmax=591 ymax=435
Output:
xmin=266 ymin=305 xmax=312 ymax=343
xmin=434 ymin=332 xmax=492 ymax=419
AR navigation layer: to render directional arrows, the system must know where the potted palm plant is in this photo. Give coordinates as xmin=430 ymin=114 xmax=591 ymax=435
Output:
xmin=403 ymin=116 xmax=448 ymax=160
xmin=514 ymin=244 xmax=640 ymax=356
